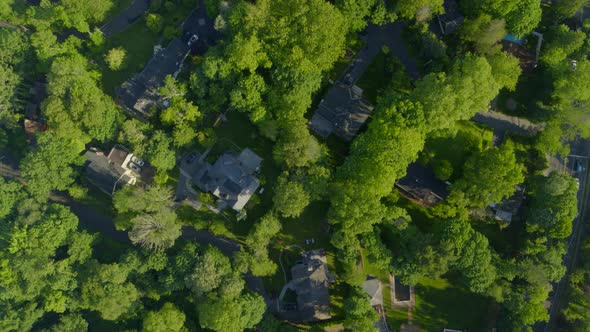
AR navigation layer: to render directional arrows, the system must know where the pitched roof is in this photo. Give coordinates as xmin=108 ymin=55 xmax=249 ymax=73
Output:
xmin=362 ymin=278 xmax=383 ymax=307
xmin=84 ymin=150 xmax=132 ymax=196
xmin=193 ymin=149 xmax=261 ymax=211
xmin=310 ymin=83 xmax=374 ymax=141
xmin=291 ymin=258 xmax=331 ymax=322
xmin=117 ymin=37 xmax=190 ymax=116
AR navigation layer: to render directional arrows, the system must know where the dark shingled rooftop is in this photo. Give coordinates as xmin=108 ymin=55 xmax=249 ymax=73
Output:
xmin=117 ymin=37 xmax=190 ymax=117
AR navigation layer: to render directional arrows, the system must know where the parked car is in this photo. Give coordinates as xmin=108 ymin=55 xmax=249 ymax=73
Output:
xmin=131 ymin=156 xmax=145 ymax=166
xmin=129 ymin=162 xmax=142 ymax=173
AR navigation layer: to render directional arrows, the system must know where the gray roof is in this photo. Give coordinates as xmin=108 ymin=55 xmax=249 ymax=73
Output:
xmin=362 ymin=278 xmax=383 ymax=307
xmin=193 ymin=149 xmax=261 ymax=211
xmin=437 ymin=0 xmax=464 ymax=34
xmin=490 ymin=185 xmax=525 ymax=223
xmin=309 ymin=83 xmax=374 ymax=141
xmin=84 ymin=150 xmax=132 ymax=196
xmin=117 ymin=37 xmax=190 ymax=116
xmin=290 ymin=255 xmax=331 ymax=322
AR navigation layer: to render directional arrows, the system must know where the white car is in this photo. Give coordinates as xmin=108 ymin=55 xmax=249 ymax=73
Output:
xmin=131 ymin=156 xmax=145 ymax=167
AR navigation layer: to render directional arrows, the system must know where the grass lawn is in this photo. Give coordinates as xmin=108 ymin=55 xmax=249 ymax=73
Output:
xmin=100 ymin=20 xmax=160 ymax=95
xmin=410 ymin=277 xmax=492 ymax=331
xmin=356 ymin=50 xmax=413 ymax=104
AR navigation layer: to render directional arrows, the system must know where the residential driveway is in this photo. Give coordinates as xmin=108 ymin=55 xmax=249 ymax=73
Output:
xmin=471 ymin=110 xmax=545 ymax=137
xmin=100 ymin=0 xmax=150 ymax=36
xmin=345 ymin=22 xmax=420 ymax=85
xmin=182 ymin=0 xmax=223 ymax=48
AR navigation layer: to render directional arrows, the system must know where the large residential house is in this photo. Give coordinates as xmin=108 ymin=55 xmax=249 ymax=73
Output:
xmin=309 ymin=83 xmax=374 ymax=141
xmin=117 ymin=37 xmax=191 ymax=118
xmin=85 ymin=145 xmax=154 ymax=196
xmin=290 ymin=250 xmax=333 ymax=322
xmin=193 ymin=148 xmax=262 ymax=211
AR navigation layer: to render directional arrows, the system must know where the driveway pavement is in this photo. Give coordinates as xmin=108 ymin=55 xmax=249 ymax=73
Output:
xmin=344 ymin=22 xmax=420 ymax=85
xmin=100 ymin=0 xmax=150 ymax=36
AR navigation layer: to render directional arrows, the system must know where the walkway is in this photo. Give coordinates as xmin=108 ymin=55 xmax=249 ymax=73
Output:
xmin=100 ymin=0 xmax=151 ymax=36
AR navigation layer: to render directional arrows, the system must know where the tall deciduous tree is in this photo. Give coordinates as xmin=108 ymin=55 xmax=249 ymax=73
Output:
xmin=197 ymin=292 xmax=266 ymax=332
xmin=460 ymin=0 xmax=541 ymax=37
xmin=142 ymin=303 xmax=186 ymax=332
xmin=129 ymin=209 xmax=181 ymax=251
xmin=397 ymin=0 xmax=443 ymax=21
xmin=273 ymin=174 xmax=311 ymax=218
xmin=450 ymin=142 xmax=525 ymax=208
xmin=343 ymin=286 xmax=379 ymax=332
xmin=44 ymin=53 xmax=121 ymax=144
xmin=541 ymin=25 xmax=585 ymax=66
xmin=527 ymin=172 xmax=578 ymax=239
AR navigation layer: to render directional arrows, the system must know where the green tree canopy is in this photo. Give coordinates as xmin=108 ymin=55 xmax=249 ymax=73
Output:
xmin=142 ymin=303 xmax=186 ymax=332
xmin=450 ymin=142 xmax=525 ymax=208
xmin=197 ymin=292 xmax=266 ymax=332
xmin=541 ymin=25 xmax=585 ymax=66
xmin=105 ymin=47 xmax=126 ymax=71
xmin=527 ymin=172 xmax=578 ymax=239
xmin=460 ymin=14 xmax=506 ymax=54
xmin=44 ymin=53 xmax=121 ymax=144
xmin=129 ymin=209 xmax=182 ymax=251
xmin=343 ymin=286 xmax=379 ymax=332
xmin=273 ymin=174 xmax=311 ymax=218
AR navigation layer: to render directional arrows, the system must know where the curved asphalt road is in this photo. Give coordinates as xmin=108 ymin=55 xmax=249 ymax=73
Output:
xmin=0 ymin=156 xmax=267 ymax=299
xmin=65 ymin=199 xmax=268 ymax=298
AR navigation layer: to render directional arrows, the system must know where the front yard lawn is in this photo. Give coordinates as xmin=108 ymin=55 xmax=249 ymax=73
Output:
xmin=100 ymin=20 xmax=160 ymax=95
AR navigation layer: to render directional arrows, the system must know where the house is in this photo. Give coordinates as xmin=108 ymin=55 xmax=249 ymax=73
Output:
xmin=84 ymin=145 xmax=154 ymax=196
xmin=117 ymin=37 xmax=191 ymax=118
xmin=362 ymin=278 xmax=384 ymax=308
xmin=489 ymin=185 xmax=525 ymax=223
xmin=437 ymin=0 xmax=464 ymax=35
xmin=309 ymin=83 xmax=374 ymax=141
xmin=192 ymin=148 xmax=262 ymax=211
xmin=396 ymin=163 xmax=449 ymax=207
xmin=289 ymin=250 xmax=333 ymax=322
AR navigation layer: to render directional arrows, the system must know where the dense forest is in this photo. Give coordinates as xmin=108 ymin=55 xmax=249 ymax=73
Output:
xmin=0 ymin=0 xmax=589 ymax=331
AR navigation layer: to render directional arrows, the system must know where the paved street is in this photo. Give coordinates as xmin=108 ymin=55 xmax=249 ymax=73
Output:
xmin=539 ymin=138 xmax=590 ymax=332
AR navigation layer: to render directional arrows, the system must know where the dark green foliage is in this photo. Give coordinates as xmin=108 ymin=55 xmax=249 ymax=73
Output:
xmin=273 ymin=173 xmax=311 ymax=218
xmin=343 ymin=286 xmax=379 ymax=332
xmin=142 ymin=302 xmax=186 ymax=332
xmin=460 ymin=0 xmax=541 ymax=37
xmin=527 ymin=172 xmax=578 ymax=239
xmin=449 ymin=142 xmax=525 ymax=209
